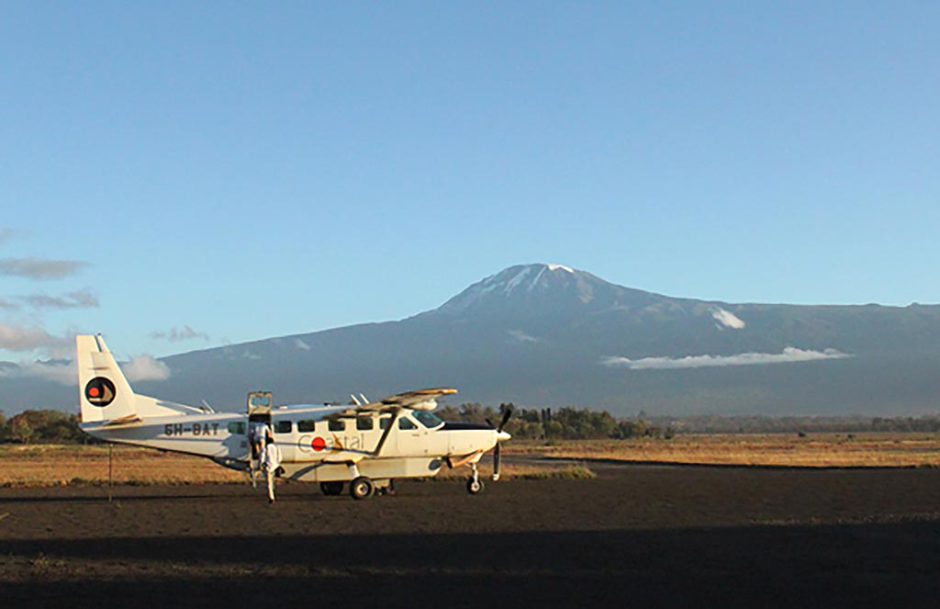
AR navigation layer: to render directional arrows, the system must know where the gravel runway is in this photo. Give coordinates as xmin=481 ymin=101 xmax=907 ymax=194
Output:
xmin=2 ymin=463 xmax=940 ymax=608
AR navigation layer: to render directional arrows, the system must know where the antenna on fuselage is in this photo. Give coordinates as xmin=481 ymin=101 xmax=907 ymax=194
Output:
xmin=350 ymin=394 xmax=362 ymax=406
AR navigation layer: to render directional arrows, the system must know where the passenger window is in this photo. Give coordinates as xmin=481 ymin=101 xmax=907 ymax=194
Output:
xmin=297 ymin=420 xmax=316 ymax=432
xmin=379 ymin=416 xmax=391 ymax=430
xmin=357 ymin=416 xmax=373 ymax=431
xmin=399 ymin=417 xmax=417 ymax=430
xmin=329 ymin=418 xmax=345 ymax=432
xmin=227 ymin=421 xmax=246 ymax=435
xmin=275 ymin=420 xmax=293 ymax=433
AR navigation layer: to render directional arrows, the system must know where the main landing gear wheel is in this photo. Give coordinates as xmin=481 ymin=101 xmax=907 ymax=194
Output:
xmin=350 ymin=476 xmax=374 ymax=500
xmin=466 ymin=477 xmax=484 ymax=495
xmin=320 ymin=481 xmax=344 ymax=496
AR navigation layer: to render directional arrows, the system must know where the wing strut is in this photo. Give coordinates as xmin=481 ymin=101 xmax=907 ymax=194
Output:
xmin=371 ymin=408 xmax=401 ymax=457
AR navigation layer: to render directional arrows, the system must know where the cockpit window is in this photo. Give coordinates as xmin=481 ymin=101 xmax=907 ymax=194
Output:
xmin=413 ymin=411 xmax=444 ymax=429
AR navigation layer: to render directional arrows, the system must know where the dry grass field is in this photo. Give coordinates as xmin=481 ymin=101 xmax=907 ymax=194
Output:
xmin=509 ymin=432 xmax=940 ymax=468
xmin=0 ymin=445 xmax=244 ymax=487
xmin=2 ymin=432 xmax=938 ymax=488
xmin=0 ymin=444 xmax=593 ymax=487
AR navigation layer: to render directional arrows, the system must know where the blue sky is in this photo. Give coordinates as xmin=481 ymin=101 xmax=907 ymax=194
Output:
xmin=1 ymin=2 xmax=939 ymax=360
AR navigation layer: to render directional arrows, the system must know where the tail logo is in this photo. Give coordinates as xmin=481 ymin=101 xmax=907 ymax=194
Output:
xmin=85 ymin=377 xmax=116 ymax=407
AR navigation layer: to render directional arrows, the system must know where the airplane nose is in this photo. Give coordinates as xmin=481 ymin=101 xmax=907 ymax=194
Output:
xmin=497 ymin=430 xmax=511 ymax=442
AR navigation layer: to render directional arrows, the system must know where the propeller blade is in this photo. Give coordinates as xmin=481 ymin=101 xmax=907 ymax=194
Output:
xmin=492 ymin=443 xmax=501 ymax=481
xmin=498 ymin=406 xmax=513 ymax=432
xmin=485 ymin=418 xmax=494 ymax=428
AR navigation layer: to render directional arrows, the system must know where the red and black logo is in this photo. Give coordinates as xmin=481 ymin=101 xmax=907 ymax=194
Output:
xmin=85 ymin=377 xmax=116 ymax=407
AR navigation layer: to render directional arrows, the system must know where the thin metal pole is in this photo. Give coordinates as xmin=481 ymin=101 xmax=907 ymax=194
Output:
xmin=108 ymin=442 xmax=113 ymax=502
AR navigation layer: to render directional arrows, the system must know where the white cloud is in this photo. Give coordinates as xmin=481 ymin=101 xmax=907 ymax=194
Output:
xmin=602 ymin=347 xmax=851 ymax=370
xmin=0 ymin=354 xmax=171 ymax=384
xmin=20 ymin=289 xmax=99 ymax=310
xmin=711 ymin=307 xmax=746 ymax=330
xmin=0 ymin=359 xmax=76 ymax=385
xmin=0 ymin=257 xmax=88 ymax=280
xmin=0 ymin=324 xmax=70 ymax=352
xmin=508 ymin=329 xmax=538 ymax=343
xmin=122 ymin=355 xmax=171 ymax=381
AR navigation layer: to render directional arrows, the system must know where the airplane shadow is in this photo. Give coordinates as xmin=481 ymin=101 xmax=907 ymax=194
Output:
xmin=3 ymin=522 xmax=940 ymax=608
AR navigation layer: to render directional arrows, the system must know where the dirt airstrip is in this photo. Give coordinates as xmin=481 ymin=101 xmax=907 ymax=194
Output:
xmin=2 ymin=462 xmax=940 ymax=608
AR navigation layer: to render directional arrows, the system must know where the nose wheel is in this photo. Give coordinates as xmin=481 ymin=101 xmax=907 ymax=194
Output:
xmin=466 ymin=462 xmax=484 ymax=495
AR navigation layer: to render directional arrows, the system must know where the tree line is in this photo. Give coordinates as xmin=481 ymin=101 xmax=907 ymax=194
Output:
xmin=650 ymin=414 xmax=940 ymax=434
xmin=436 ymin=403 xmax=675 ymax=440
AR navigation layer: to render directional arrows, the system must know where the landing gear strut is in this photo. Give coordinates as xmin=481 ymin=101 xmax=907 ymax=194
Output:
xmin=466 ymin=462 xmax=484 ymax=495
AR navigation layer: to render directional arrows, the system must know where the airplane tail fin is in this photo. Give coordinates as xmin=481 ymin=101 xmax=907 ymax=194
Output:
xmin=77 ymin=335 xmax=184 ymax=424
xmin=77 ymin=335 xmax=140 ymax=424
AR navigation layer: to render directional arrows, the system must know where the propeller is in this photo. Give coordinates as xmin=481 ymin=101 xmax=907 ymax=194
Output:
xmin=492 ymin=404 xmax=513 ymax=481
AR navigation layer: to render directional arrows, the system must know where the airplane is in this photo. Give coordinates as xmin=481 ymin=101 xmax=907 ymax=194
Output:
xmin=76 ymin=334 xmax=512 ymax=499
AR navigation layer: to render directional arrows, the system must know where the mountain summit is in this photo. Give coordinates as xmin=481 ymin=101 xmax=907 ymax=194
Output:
xmin=432 ymin=263 xmax=663 ymax=320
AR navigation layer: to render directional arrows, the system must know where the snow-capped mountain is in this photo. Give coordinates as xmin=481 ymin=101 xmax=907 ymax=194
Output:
xmin=6 ymin=263 xmax=940 ymax=416
xmin=432 ymin=263 xmax=657 ymax=318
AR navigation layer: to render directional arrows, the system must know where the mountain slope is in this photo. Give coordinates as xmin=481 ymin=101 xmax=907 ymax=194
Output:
xmin=5 ymin=263 xmax=940 ymax=416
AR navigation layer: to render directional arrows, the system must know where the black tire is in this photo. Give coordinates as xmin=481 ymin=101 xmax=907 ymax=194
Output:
xmin=466 ymin=477 xmax=484 ymax=495
xmin=320 ymin=481 xmax=344 ymax=496
xmin=350 ymin=476 xmax=374 ymax=500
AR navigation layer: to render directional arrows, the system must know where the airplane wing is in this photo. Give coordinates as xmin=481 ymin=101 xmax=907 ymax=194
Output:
xmin=380 ymin=388 xmax=457 ymax=410
xmin=341 ymin=387 xmax=458 ymax=415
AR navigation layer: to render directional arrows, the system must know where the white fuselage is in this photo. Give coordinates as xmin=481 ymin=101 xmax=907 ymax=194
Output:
xmin=81 ymin=405 xmax=502 ymax=483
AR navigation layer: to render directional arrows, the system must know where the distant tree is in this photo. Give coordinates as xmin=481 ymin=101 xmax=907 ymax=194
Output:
xmin=458 ymin=403 xmax=498 ymax=425
xmin=509 ymin=419 xmax=544 ymax=439
xmin=613 ymin=420 xmax=641 ymax=439
xmin=544 ymin=420 xmax=563 ymax=438
xmin=435 ymin=405 xmax=461 ymax=422
xmin=9 ymin=415 xmax=34 ymax=444
xmin=5 ymin=410 xmax=84 ymax=444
